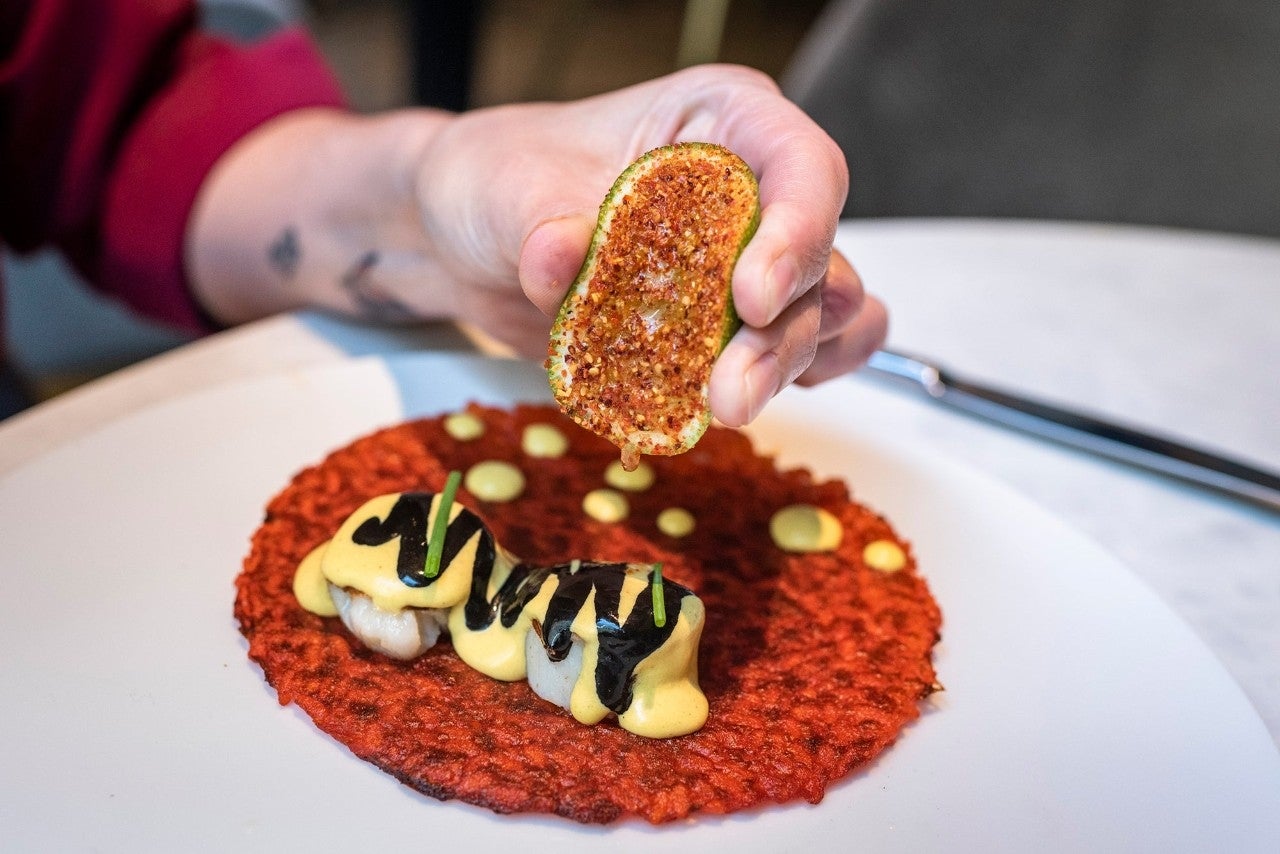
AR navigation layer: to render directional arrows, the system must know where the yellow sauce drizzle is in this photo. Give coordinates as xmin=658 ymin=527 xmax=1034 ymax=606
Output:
xmin=621 ymin=593 xmax=706 ymax=737
xmin=332 ymin=494 xmax=478 ymax=611
xmin=294 ymin=492 xmax=706 ymax=738
xmin=293 ymin=543 xmax=338 ymax=616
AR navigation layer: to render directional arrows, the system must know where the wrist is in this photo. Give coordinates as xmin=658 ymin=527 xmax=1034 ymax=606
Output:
xmin=187 ymin=107 xmax=452 ymax=324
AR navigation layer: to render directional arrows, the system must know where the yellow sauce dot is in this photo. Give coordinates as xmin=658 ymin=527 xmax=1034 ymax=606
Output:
xmin=583 ymin=488 xmax=629 ymax=523
xmin=769 ymin=504 xmax=843 ymax=553
xmin=656 ymin=507 xmax=696 ymax=538
xmin=444 ymin=412 xmax=485 ymax=441
xmin=464 ymin=460 xmax=525 ymax=502
xmin=863 ymin=539 xmax=907 ymax=572
xmin=604 ymin=459 xmax=655 ymax=491
xmin=521 ymin=423 xmax=568 ymax=458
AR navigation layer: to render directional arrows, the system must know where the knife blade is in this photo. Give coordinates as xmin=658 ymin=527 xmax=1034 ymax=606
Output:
xmin=862 ymin=349 xmax=1280 ymax=514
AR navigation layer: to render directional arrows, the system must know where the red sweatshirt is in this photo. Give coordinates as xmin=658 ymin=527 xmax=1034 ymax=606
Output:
xmin=0 ymin=0 xmax=345 ymax=333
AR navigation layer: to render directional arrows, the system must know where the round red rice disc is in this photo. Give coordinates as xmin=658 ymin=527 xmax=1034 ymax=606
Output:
xmin=235 ymin=404 xmax=941 ymax=824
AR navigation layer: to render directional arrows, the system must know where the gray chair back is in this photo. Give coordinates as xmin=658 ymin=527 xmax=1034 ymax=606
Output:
xmin=783 ymin=0 xmax=1280 ymax=237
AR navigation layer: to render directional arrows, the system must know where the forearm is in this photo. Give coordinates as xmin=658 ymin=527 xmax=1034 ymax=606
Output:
xmin=186 ymin=107 xmax=453 ymax=325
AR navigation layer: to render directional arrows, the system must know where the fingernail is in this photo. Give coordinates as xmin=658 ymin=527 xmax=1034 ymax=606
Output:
xmin=742 ymin=352 xmax=783 ymax=423
xmin=519 ymin=215 xmax=595 ymax=314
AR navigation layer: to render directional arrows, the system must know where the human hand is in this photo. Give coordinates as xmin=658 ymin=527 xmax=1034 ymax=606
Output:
xmin=414 ymin=65 xmax=886 ymax=427
xmin=189 ymin=66 xmax=884 ymax=427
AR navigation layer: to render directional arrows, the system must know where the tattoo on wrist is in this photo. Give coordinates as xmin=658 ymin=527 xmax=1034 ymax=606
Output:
xmin=340 ymin=250 xmax=417 ymax=324
xmin=268 ymin=227 xmax=301 ymax=279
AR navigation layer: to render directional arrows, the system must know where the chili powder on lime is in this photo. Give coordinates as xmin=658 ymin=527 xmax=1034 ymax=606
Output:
xmin=548 ymin=143 xmax=758 ymax=469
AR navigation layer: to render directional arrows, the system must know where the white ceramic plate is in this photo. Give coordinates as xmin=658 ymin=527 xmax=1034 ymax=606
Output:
xmin=1 ymin=353 xmax=1276 ymax=852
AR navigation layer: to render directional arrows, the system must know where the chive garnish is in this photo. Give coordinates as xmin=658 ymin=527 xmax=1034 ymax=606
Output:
xmin=651 ymin=562 xmax=666 ymax=628
xmin=424 ymin=470 xmax=462 ymax=579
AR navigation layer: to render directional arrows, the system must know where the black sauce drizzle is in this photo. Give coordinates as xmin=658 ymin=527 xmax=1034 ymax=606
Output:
xmin=351 ymin=492 xmax=495 ymax=589
xmin=347 ymin=492 xmax=694 ymax=715
xmin=513 ymin=561 xmax=691 ymax=715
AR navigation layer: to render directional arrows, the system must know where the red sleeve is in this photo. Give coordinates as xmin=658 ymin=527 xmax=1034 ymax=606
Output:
xmin=0 ymin=0 xmax=346 ymax=332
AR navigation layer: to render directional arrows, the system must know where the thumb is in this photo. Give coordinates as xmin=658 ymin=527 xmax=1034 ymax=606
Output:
xmin=518 ymin=215 xmax=596 ymax=316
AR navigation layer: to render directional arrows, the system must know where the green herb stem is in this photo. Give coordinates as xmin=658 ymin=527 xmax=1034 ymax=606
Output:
xmin=424 ymin=470 xmax=462 ymax=578
xmin=651 ymin=562 xmax=667 ymax=628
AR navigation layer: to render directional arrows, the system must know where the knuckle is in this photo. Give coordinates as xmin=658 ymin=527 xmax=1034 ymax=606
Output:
xmin=675 ymin=63 xmax=778 ymax=95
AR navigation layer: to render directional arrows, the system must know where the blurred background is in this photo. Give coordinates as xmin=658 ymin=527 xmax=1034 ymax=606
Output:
xmin=5 ymin=0 xmax=1278 ymax=412
xmin=304 ymin=0 xmax=826 ymax=110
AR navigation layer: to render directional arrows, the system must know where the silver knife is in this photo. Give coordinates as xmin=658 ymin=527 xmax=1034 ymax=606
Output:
xmin=863 ymin=349 xmax=1280 ymax=514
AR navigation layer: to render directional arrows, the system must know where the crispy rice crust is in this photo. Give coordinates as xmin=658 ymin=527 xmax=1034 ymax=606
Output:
xmin=235 ymin=404 xmax=942 ymax=825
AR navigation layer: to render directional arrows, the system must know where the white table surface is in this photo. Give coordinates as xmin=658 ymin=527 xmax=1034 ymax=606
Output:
xmin=1 ymin=218 xmax=1276 ymax=743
